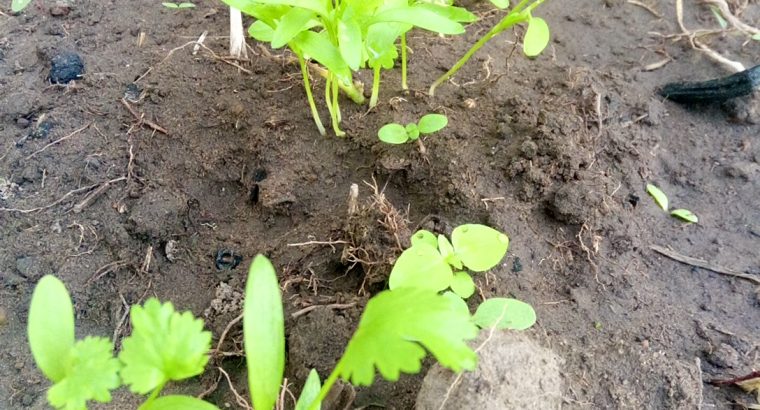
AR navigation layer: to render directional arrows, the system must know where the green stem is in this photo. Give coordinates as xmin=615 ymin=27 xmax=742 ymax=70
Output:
xmin=142 ymin=380 xmax=167 ymax=406
xmin=307 ymin=361 xmax=345 ymax=410
xmin=428 ymin=1 xmax=543 ymax=96
xmin=331 ymin=74 xmax=345 ymax=136
xmin=297 ymin=53 xmax=326 ymax=136
xmin=369 ymin=65 xmax=381 ymax=108
xmin=324 ymin=74 xmax=335 ymax=124
xmin=400 ymin=32 xmax=408 ymax=90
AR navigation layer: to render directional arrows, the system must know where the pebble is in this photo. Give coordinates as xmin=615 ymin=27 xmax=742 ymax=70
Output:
xmin=49 ymin=3 xmax=70 ymax=16
xmin=49 ymin=51 xmax=84 ymax=84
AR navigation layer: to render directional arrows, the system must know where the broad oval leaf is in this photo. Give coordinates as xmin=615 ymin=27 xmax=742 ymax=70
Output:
xmin=338 ymin=17 xmax=363 ymax=70
xmin=523 ymin=17 xmax=550 ymax=57
xmin=411 ymin=230 xmax=437 ymax=248
xmin=12 ymin=0 xmax=32 ymax=12
xmin=451 ymin=224 xmax=509 ymax=272
xmin=389 ymin=243 xmax=453 ymax=292
xmin=450 ymin=271 xmax=475 ymax=299
xmin=473 ymin=298 xmax=536 ymax=330
xmin=417 ymin=114 xmax=448 ymax=134
xmin=48 ymin=336 xmax=121 ymax=410
xmin=489 ymin=0 xmax=510 ymax=9
xmin=372 ymin=6 xmax=465 ymax=35
xmin=670 ymin=209 xmax=698 ymax=223
xmin=245 ymin=255 xmax=285 ymax=410
xmin=294 ymin=369 xmax=321 ymax=410
xmin=28 ymin=275 xmax=75 ymax=382
xmin=139 ymin=395 xmax=221 ymax=410
xmin=272 ymin=8 xmax=315 ymax=49
xmin=338 ymin=288 xmax=478 ymax=386
xmin=249 ymin=21 xmax=275 ymax=43
xmin=417 ymin=4 xmax=478 ymax=23
xmin=378 ymin=123 xmax=409 ymax=144
xmin=646 ymin=184 xmax=669 ymax=211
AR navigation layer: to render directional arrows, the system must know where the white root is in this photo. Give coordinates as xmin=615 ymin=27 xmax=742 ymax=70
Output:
xmin=229 ymin=7 xmax=248 ymax=59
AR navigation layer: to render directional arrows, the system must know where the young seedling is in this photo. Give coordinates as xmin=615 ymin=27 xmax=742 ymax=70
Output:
xmin=429 ymin=0 xmax=551 ymax=95
xmin=28 ymin=275 xmax=219 ymax=410
xmin=646 ymin=183 xmax=699 ymax=223
xmin=162 ymin=2 xmax=196 ymax=9
xmin=378 ymin=113 xmax=447 ymax=155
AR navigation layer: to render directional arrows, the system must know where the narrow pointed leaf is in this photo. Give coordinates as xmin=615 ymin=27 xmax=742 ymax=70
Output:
xmin=372 ymin=6 xmax=464 ymax=35
xmin=28 ymin=275 xmax=75 ymax=382
xmin=338 ymin=17 xmax=363 ymax=70
xmin=451 ymin=225 xmax=510 ymax=272
xmin=646 ymin=184 xmax=669 ymax=211
xmin=670 ymin=209 xmax=698 ymax=223
xmin=245 ymin=255 xmax=285 ymax=410
xmin=294 ymin=369 xmax=321 ymax=410
xmin=523 ymin=17 xmax=550 ymax=57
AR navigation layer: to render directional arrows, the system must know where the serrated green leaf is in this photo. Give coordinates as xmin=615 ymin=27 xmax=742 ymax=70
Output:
xmin=389 ymin=243 xmax=453 ymax=291
xmin=646 ymin=184 xmax=669 ymax=211
xmin=411 ymin=230 xmax=437 ymax=248
xmin=378 ymin=123 xmax=409 ymax=144
xmin=245 ymin=255 xmax=285 ymax=410
xmin=119 ymin=299 xmax=212 ymax=394
xmin=405 ymin=123 xmax=420 ymax=141
xmin=48 ymin=337 xmax=121 ymax=410
xmin=372 ymin=6 xmax=464 ymax=35
xmin=489 ymin=0 xmax=510 ymax=9
xmin=272 ymin=8 xmax=315 ymax=48
xmin=670 ymin=209 xmax=698 ymax=223
xmin=417 ymin=114 xmax=448 ymax=134
xmin=473 ymin=298 xmax=536 ymax=330
xmin=139 ymin=395 xmax=220 ymax=410
xmin=523 ymin=17 xmax=550 ymax=57
xmin=451 ymin=224 xmax=509 ymax=272
xmin=450 ymin=271 xmax=475 ymax=299
xmin=338 ymin=288 xmax=478 ymax=386
xmin=365 ymin=23 xmax=402 ymax=69
xmin=12 ymin=0 xmax=33 ymax=12
xmin=338 ymin=17 xmax=363 ymax=70
xmin=249 ymin=21 xmax=275 ymax=42
xmin=28 ymin=275 xmax=75 ymax=382
xmin=294 ymin=369 xmax=321 ymax=410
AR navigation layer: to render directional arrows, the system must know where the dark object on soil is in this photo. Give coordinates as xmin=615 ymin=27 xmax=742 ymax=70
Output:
xmin=123 ymin=83 xmax=141 ymax=103
xmin=215 ymin=249 xmax=242 ymax=270
xmin=512 ymin=257 xmax=523 ymax=273
xmin=16 ymin=120 xmax=54 ymax=147
xmin=49 ymin=52 xmax=84 ymax=84
xmin=659 ymin=65 xmax=760 ymax=104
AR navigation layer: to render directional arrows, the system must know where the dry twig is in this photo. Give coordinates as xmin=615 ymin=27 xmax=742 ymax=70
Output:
xmin=651 ymin=244 xmax=760 ymax=285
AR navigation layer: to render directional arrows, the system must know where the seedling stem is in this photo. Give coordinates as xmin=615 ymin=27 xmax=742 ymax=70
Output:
xmin=298 ymin=54 xmax=326 ymax=136
xmin=370 ymin=65 xmax=382 ymax=108
xmin=401 ymin=33 xmax=409 ymax=90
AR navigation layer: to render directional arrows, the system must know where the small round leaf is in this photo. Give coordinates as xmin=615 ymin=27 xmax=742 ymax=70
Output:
xmin=417 ymin=114 xmax=448 ymax=134
xmin=451 ymin=224 xmax=509 ymax=272
xmin=389 ymin=244 xmax=453 ymax=292
xmin=523 ymin=17 xmax=550 ymax=57
xmin=378 ymin=123 xmax=409 ymax=144
xmin=411 ymin=230 xmax=437 ymax=248
xmin=450 ymin=271 xmax=475 ymax=299
xmin=473 ymin=298 xmax=536 ymax=330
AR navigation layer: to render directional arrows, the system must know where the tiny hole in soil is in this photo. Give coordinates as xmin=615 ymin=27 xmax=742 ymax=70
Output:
xmin=249 ymin=184 xmax=260 ymax=204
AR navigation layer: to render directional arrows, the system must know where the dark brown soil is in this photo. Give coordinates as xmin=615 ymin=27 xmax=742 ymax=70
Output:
xmin=1 ymin=0 xmax=759 ymax=409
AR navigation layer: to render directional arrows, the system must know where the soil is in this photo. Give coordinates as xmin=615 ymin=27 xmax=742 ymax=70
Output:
xmin=1 ymin=0 xmax=759 ymax=409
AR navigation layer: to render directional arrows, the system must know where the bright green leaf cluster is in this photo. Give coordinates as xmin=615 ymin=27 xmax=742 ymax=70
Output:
xmin=646 ymin=183 xmax=698 ymax=224
xmin=378 ymin=113 xmax=448 ymax=144
xmin=389 ymin=224 xmax=509 ymax=298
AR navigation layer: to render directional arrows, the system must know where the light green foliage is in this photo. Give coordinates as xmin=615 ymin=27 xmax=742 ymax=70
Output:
xmin=139 ymin=395 xmax=221 ymax=410
xmin=294 ymin=369 xmax=322 ymax=410
xmin=337 ymin=287 xmax=479 ymax=385
xmin=47 ymin=337 xmax=121 ymax=410
xmin=646 ymin=184 xmax=669 ymax=211
xmin=28 ymin=275 xmax=75 ymax=382
xmin=670 ymin=209 xmax=698 ymax=223
xmin=430 ymin=0 xmax=550 ymax=95
xmin=473 ymin=298 xmax=536 ymax=330
xmin=389 ymin=224 xmax=509 ymax=298
xmin=244 ymin=255 xmax=285 ymax=410
xmin=162 ymin=2 xmax=196 ymax=8
xmin=11 ymin=0 xmax=32 ymax=12
xmin=378 ymin=113 xmax=448 ymax=144
xmin=119 ymin=299 xmax=212 ymax=394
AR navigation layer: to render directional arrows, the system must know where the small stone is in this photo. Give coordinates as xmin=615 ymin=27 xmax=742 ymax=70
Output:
xmin=16 ymin=118 xmax=30 ymax=128
xmin=165 ymin=240 xmax=179 ymax=262
xmin=724 ymin=162 xmax=759 ymax=181
xmin=49 ymin=51 xmax=84 ymax=84
xmin=462 ymin=98 xmax=477 ymax=109
xmin=707 ymin=343 xmax=740 ymax=369
xmin=49 ymin=3 xmax=71 ymax=16
xmin=15 ymin=256 xmax=52 ymax=280
xmin=520 ymin=140 xmax=538 ymax=159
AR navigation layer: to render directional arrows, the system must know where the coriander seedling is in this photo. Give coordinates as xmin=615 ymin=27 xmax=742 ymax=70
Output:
xmin=162 ymin=2 xmax=196 ymax=9
xmin=646 ymin=183 xmax=699 ymax=223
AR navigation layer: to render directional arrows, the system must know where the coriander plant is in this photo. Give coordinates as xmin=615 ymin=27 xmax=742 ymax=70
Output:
xmin=646 ymin=183 xmax=699 ymax=223
xmin=429 ymin=0 xmax=551 ymax=95
xmin=27 ymin=275 xmax=218 ymax=410
xmin=378 ymin=113 xmax=448 ymax=144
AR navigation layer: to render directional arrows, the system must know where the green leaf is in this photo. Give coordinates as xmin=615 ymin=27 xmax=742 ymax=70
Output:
xmin=473 ymin=298 xmax=536 ymax=330
xmin=338 ymin=287 xmax=478 ymax=386
xmin=710 ymin=6 xmax=728 ymax=29
xmin=178 ymin=2 xmax=196 ymax=8
xmin=244 ymin=255 xmax=285 ymax=410
xmin=670 ymin=209 xmax=698 ymax=223
xmin=416 ymin=4 xmax=477 ymax=23
xmin=222 ymin=0 xmax=327 ymax=17
xmin=48 ymin=336 xmax=121 ymax=410
xmin=338 ymin=16 xmax=363 ymax=71
xmin=417 ymin=114 xmax=448 ymax=134
xmin=523 ymin=17 xmax=550 ymax=57
xmin=119 ymin=299 xmax=212 ymax=394
xmin=450 ymin=271 xmax=475 ymax=299
xmin=411 ymin=230 xmax=437 ymax=248
xmin=389 ymin=243 xmax=453 ymax=292
xmin=405 ymin=123 xmax=420 ymax=141
xmin=365 ymin=24 xmax=402 ymax=69
xmin=139 ymin=395 xmax=220 ymax=410
xmin=294 ymin=31 xmax=352 ymax=84
xmin=162 ymin=2 xmax=179 ymax=8
xmin=12 ymin=0 xmax=33 ymax=12
xmin=441 ymin=291 xmax=470 ymax=316
xmin=646 ymin=184 xmax=669 ymax=211
xmin=28 ymin=275 xmax=75 ymax=382
xmin=378 ymin=123 xmax=409 ymax=144
xmin=451 ymin=224 xmax=509 ymax=272
xmin=249 ymin=21 xmax=276 ymax=42
xmin=753 ymin=33 xmax=760 ymax=41
xmin=272 ymin=8 xmax=315 ymax=48
xmin=438 ymin=234 xmax=462 ymax=269
xmin=294 ymin=369 xmax=321 ymax=410
xmin=488 ymin=0 xmax=510 ymax=9
xmin=372 ymin=6 xmax=465 ymax=35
